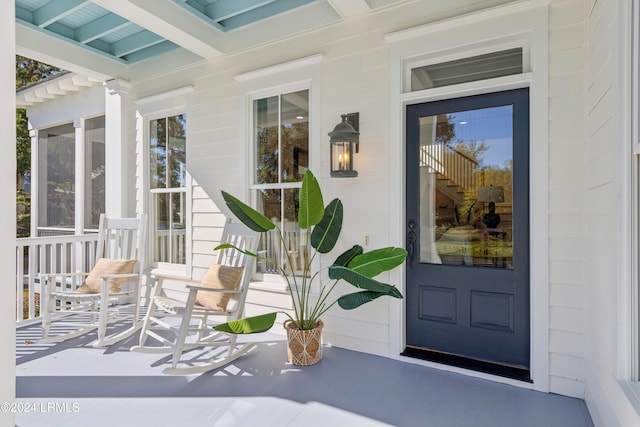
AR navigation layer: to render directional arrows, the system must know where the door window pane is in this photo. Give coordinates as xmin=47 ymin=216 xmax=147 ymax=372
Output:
xmin=419 ymin=105 xmax=514 ymax=269
xmin=38 ymin=123 xmax=75 ymax=229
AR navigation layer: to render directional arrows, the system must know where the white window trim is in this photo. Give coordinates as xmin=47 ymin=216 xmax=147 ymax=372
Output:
xmin=235 ymin=56 xmax=322 ymax=292
xmin=135 ymin=87 xmax=193 ymax=275
xmin=401 ymin=35 xmax=531 ymax=94
xmin=622 ymin=0 xmax=640 ymax=405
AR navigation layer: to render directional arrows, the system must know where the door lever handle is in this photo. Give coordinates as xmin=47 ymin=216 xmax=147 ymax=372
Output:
xmin=407 ymin=230 xmax=417 ymax=266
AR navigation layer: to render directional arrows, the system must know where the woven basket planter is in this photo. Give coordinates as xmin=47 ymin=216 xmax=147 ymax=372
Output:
xmin=284 ymin=319 xmax=324 ymax=366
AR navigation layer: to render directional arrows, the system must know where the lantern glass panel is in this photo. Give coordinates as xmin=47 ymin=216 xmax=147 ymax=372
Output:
xmin=331 ymin=141 xmax=352 ymax=172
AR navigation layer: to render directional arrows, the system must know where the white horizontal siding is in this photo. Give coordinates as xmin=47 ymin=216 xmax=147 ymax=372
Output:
xmin=547 ymin=0 xmax=587 ymax=398
xmin=582 ymin=0 xmax=640 ymax=425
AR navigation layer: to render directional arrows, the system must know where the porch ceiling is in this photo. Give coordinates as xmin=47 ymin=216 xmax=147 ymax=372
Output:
xmin=15 ymin=0 xmax=381 ymax=81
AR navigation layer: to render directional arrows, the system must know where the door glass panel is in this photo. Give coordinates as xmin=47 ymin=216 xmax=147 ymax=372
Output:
xmin=419 ymin=105 xmax=514 ymax=269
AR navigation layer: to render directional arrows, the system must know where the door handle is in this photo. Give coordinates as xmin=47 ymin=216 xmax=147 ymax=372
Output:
xmin=407 ymin=230 xmax=417 ymax=266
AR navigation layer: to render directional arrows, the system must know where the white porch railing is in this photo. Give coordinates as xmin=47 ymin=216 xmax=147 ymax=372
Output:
xmin=15 ymin=234 xmax=99 ymax=324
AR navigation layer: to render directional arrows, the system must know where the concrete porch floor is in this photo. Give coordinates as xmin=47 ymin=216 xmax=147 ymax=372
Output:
xmin=15 ymin=323 xmax=594 ymax=427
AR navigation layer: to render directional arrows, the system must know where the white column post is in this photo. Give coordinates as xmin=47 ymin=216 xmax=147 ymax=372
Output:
xmin=29 ymin=127 xmax=39 ymax=237
xmin=104 ymin=79 xmax=132 ymax=218
xmin=1 ymin=1 xmax=17 ymax=425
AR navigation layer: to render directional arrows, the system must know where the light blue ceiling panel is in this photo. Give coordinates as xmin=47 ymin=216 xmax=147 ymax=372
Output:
xmin=16 ymin=0 xmax=180 ymax=64
xmin=32 ymin=0 xmax=87 ymax=27
xmin=218 ymin=0 xmax=315 ymax=30
xmin=74 ymin=14 xmax=129 ymax=44
xmin=16 ymin=0 xmax=323 ymax=65
xmin=176 ymin=0 xmax=318 ymax=32
xmin=110 ymin=30 xmax=165 ymax=58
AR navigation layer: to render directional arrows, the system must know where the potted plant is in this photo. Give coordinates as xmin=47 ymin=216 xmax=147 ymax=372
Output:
xmin=214 ymin=170 xmax=407 ymax=365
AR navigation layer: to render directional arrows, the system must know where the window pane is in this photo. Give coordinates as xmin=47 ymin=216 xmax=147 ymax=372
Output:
xmin=281 ymin=90 xmax=309 ymax=182
xmin=252 ymin=89 xmax=309 ymax=277
xmin=84 ymin=116 xmax=105 ymax=229
xmin=411 ymin=48 xmax=523 ymax=91
xmin=150 ymin=118 xmax=167 ymax=189
xmin=283 ymin=188 xmax=307 ymax=275
xmin=419 ymin=106 xmax=514 ymax=269
xmin=152 ymin=191 xmax=186 ymax=264
xmin=154 ymin=192 xmax=170 ymax=262
xmin=149 ymin=112 xmax=187 ymax=265
xmin=168 ymin=114 xmax=186 ymax=188
xmin=256 ymin=188 xmax=281 ymax=273
xmin=38 ymin=123 xmax=75 ymax=228
xmin=254 ymin=96 xmax=279 ymax=184
xmin=171 ymin=191 xmax=186 ymax=264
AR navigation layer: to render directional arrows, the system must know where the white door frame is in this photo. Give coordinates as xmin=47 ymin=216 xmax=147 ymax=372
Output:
xmin=385 ymin=0 xmax=550 ymax=392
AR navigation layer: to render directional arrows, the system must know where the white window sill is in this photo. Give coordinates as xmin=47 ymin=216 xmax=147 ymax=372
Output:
xmin=620 ymin=380 xmax=640 ymax=418
xmin=149 ymin=265 xmax=188 ymax=278
xmin=249 ymin=280 xmax=289 ymax=293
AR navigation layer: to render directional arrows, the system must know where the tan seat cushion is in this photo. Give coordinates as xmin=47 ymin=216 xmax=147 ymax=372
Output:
xmin=77 ymin=258 xmax=137 ymax=293
xmin=196 ymin=264 xmax=245 ymax=311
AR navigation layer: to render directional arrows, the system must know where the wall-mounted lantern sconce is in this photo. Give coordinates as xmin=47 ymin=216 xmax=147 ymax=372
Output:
xmin=329 ymin=113 xmax=359 ymax=178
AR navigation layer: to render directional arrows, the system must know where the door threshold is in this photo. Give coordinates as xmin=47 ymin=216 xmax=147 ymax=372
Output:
xmin=401 ymin=346 xmax=531 ymax=382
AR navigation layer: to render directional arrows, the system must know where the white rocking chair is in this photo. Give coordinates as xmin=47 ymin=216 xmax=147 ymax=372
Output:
xmin=131 ymin=220 xmax=259 ymax=375
xmin=40 ymin=214 xmax=147 ymax=347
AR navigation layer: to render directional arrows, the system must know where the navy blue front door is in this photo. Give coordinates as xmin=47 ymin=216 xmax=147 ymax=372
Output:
xmin=404 ymin=89 xmax=530 ymax=378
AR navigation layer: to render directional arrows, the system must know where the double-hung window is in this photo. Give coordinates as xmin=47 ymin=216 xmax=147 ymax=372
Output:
xmin=251 ymin=89 xmax=309 ymax=277
xmin=149 ymin=113 xmax=187 ymax=265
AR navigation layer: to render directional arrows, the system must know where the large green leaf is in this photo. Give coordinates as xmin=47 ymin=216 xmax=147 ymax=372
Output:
xmin=311 ymin=198 xmax=343 ymax=253
xmin=348 ymin=247 xmax=408 ymax=278
xmin=333 ymin=245 xmax=363 ymax=267
xmin=213 ymin=312 xmax=277 ymax=334
xmin=338 ymin=291 xmax=387 ymax=310
xmin=214 ymin=243 xmax=258 ymax=258
xmin=328 ymin=265 xmax=402 ymax=298
xmin=298 ymin=170 xmax=324 ymax=229
xmin=222 ymin=191 xmax=275 ymax=232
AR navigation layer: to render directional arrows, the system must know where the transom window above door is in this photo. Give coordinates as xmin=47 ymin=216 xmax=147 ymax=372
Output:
xmin=409 ymin=47 xmax=524 ymax=92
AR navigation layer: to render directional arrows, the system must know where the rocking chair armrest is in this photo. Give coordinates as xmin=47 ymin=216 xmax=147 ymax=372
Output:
xmin=185 ymin=284 xmax=242 ymax=294
xmin=39 ymin=272 xmax=91 ymax=281
xmin=98 ymin=273 xmax=139 ymax=281
xmin=151 ymin=272 xmax=200 ymax=284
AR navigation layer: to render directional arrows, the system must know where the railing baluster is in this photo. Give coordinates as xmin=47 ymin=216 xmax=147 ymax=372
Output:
xmin=15 ymin=234 xmax=100 ymax=325
xmin=16 ymin=245 xmax=24 ymax=321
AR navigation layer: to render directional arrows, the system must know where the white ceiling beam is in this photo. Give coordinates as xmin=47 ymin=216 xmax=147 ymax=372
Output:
xmin=327 ymin=0 xmax=370 ymax=18
xmin=205 ymin=0 xmax=276 ymax=21
xmin=16 ymin=21 xmax=128 ymax=81
xmin=33 ymin=0 xmax=89 ymax=27
xmin=90 ymin=0 xmax=225 ymax=58
xmin=75 ymin=14 xmax=130 ymax=44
